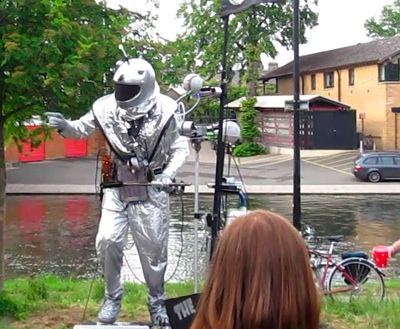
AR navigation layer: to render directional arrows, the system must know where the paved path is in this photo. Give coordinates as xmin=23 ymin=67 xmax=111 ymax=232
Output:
xmin=6 ymin=149 xmax=400 ymax=194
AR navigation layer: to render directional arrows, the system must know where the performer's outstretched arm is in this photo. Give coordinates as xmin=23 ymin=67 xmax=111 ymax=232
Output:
xmin=45 ymin=110 xmax=97 ymax=139
xmin=163 ymin=117 xmax=190 ymax=179
xmin=59 ymin=111 xmax=97 ymax=139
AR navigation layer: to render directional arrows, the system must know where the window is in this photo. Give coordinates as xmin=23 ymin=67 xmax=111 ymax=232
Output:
xmin=394 ymin=157 xmax=400 ymax=165
xmin=311 ymin=74 xmax=316 ymax=90
xmin=379 ymin=62 xmax=400 ymax=82
xmin=324 ymin=72 xmax=334 ymax=88
xmin=348 ymin=68 xmax=355 ymax=86
xmin=363 ymin=157 xmax=378 ymax=165
xmin=380 ymin=156 xmax=394 ymax=165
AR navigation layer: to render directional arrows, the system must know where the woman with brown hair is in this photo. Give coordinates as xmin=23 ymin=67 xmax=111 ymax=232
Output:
xmin=191 ymin=209 xmax=321 ymax=329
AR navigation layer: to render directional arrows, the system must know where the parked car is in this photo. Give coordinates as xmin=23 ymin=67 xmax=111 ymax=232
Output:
xmin=353 ymin=152 xmax=400 ymax=182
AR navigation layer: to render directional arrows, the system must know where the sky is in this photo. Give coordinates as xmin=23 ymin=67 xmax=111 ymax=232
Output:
xmin=107 ymin=0 xmax=394 ymax=68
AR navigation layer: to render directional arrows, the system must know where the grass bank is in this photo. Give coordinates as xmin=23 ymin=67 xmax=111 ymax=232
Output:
xmin=1 ymin=275 xmax=400 ymax=329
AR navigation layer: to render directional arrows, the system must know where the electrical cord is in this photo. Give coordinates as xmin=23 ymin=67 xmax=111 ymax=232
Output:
xmin=122 ymin=192 xmax=186 ymax=284
xmin=82 ymin=163 xmax=104 ymax=323
xmin=81 ymin=190 xmax=187 ymax=322
xmin=231 ymin=153 xmax=251 ymax=210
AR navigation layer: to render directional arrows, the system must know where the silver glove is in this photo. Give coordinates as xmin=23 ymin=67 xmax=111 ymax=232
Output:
xmin=44 ymin=112 xmax=67 ymax=131
xmin=154 ymin=173 xmax=173 ymax=193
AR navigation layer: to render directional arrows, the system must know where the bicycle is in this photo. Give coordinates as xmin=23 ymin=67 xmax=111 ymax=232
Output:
xmin=304 ymin=230 xmax=386 ymax=302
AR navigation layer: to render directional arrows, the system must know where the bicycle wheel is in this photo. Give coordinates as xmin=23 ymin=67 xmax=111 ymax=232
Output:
xmin=326 ymin=257 xmax=385 ymax=302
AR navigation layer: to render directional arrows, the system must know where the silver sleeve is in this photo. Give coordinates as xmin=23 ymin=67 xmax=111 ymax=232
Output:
xmin=163 ymin=116 xmax=190 ymax=179
xmin=60 ymin=110 xmax=97 ymax=139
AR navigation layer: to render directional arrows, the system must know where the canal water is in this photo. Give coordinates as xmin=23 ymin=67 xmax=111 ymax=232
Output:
xmin=4 ymin=194 xmax=400 ymax=282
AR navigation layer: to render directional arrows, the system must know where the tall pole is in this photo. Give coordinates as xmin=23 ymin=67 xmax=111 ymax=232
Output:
xmin=210 ymin=15 xmax=230 ymax=260
xmin=292 ymin=0 xmax=301 ymax=231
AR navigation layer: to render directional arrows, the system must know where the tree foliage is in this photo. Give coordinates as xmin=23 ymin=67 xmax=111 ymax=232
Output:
xmin=175 ymin=0 xmax=318 ymax=96
xmin=186 ymin=83 xmax=248 ymax=123
xmin=365 ymin=0 xmax=400 ymax=39
xmin=0 ymin=0 xmax=162 ymax=293
xmin=232 ymin=97 xmax=266 ymax=157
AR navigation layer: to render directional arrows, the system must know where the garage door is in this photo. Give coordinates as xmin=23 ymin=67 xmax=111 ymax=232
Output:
xmin=19 ymin=126 xmax=45 ymax=163
xmin=65 ymin=139 xmax=88 ymax=157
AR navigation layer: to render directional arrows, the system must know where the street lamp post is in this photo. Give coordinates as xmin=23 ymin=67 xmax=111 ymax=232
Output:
xmin=292 ymin=0 xmax=302 ymax=231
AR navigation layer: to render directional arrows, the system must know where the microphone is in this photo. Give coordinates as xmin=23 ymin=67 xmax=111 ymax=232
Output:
xmin=183 ymin=73 xmax=203 ymax=93
xmin=182 ymin=74 xmax=222 ymax=98
xmin=207 ymin=120 xmax=241 ymax=144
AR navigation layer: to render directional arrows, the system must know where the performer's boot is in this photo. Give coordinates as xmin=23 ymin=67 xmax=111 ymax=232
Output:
xmin=98 ymin=298 xmax=122 ymax=324
xmin=148 ymin=294 xmax=169 ymax=326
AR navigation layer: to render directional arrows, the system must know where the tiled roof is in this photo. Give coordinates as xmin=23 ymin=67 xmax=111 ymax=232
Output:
xmin=261 ymin=35 xmax=400 ymax=80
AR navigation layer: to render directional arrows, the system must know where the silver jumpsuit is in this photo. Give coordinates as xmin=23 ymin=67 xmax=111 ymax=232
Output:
xmin=59 ymin=86 xmax=189 ymax=323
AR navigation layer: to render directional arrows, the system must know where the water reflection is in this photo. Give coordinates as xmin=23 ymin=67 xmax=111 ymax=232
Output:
xmin=5 ymin=194 xmax=400 ymax=282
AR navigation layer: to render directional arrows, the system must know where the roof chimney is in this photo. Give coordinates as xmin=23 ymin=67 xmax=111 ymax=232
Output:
xmin=267 ymin=61 xmax=279 ymax=72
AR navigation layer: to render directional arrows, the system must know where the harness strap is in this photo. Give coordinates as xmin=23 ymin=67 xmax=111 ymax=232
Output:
xmin=148 ymin=113 xmax=174 ymax=164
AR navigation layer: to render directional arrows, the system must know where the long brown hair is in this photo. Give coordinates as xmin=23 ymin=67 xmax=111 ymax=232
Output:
xmin=191 ymin=209 xmax=321 ymax=329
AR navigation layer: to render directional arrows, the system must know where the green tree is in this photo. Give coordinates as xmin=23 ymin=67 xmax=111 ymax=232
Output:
xmin=176 ymin=0 xmax=318 ymax=96
xmin=186 ymin=84 xmax=247 ymax=123
xmin=232 ymin=97 xmax=266 ymax=157
xmin=0 ymin=0 xmax=159 ymax=293
xmin=365 ymin=0 xmax=400 ymax=39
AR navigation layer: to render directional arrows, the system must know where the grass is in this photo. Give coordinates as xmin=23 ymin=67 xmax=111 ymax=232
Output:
xmin=1 ymin=275 xmax=400 ymax=329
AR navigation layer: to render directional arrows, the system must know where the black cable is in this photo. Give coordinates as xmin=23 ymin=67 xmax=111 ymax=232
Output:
xmin=122 ymin=192 xmax=186 ymax=283
xmin=223 ymin=147 xmax=232 ymax=221
xmin=84 ymin=150 xmax=185 ymax=320
xmin=231 ymin=154 xmax=251 ymax=209
xmin=81 ymin=259 xmax=100 ymax=323
xmin=81 ymin=153 xmax=107 ymax=323
xmin=94 ymin=148 xmax=106 ymax=199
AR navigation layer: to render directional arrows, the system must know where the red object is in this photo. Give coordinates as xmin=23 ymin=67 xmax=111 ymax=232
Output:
xmin=354 ymin=165 xmax=363 ymax=172
xmin=19 ymin=126 xmax=45 ymax=162
xmin=372 ymin=245 xmax=390 ymax=268
xmin=65 ymin=139 xmax=88 ymax=157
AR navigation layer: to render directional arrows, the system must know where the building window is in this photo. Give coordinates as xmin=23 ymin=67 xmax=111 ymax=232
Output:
xmin=348 ymin=68 xmax=355 ymax=86
xmin=311 ymin=74 xmax=316 ymax=90
xmin=324 ymin=71 xmax=334 ymax=88
xmin=379 ymin=62 xmax=400 ymax=82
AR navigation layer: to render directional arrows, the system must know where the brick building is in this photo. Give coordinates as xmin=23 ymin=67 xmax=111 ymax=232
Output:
xmin=260 ymin=35 xmax=400 ymax=150
xmin=6 ymin=127 xmax=106 ymax=163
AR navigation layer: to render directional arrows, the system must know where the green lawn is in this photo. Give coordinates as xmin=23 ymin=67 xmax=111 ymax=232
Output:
xmin=1 ymin=275 xmax=400 ymax=329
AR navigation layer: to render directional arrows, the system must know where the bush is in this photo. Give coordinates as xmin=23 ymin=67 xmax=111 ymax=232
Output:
xmin=233 ymin=142 xmax=266 ymax=157
xmin=233 ymin=96 xmax=266 ymax=157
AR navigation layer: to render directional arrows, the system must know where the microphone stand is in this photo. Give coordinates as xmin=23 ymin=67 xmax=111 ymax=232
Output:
xmin=192 ymin=136 xmax=203 ymax=294
xmin=184 ymin=124 xmax=210 ymax=293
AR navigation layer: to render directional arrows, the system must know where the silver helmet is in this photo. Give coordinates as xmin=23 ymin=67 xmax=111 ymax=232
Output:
xmin=113 ymin=58 xmax=156 ymax=111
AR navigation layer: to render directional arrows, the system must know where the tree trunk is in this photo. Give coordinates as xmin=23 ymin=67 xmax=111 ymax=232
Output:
xmin=0 ymin=118 xmax=5 ymax=293
xmin=247 ymin=60 xmax=261 ymax=97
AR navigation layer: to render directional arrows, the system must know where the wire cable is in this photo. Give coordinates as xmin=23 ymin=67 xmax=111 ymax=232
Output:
xmin=231 ymin=154 xmax=251 ymax=209
xmin=122 ymin=192 xmax=186 ymax=284
xmin=82 ymin=166 xmax=104 ymax=322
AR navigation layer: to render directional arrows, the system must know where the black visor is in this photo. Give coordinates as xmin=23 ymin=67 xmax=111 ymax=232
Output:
xmin=115 ymin=83 xmax=141 ymax=101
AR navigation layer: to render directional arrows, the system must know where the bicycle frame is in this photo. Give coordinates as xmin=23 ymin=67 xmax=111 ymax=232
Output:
xmin=310 ymin=241 xmax=362 ymax=295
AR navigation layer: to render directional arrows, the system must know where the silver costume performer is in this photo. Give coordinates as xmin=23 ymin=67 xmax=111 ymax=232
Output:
xmin=45 ymin=58 xmax=189 ymax=325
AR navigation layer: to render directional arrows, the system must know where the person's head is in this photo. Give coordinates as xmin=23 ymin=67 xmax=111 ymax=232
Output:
xmin=191 ymin=209 xmax=321 ymax=329
xmin=113 ymin=57 xmax=158 ymax=118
